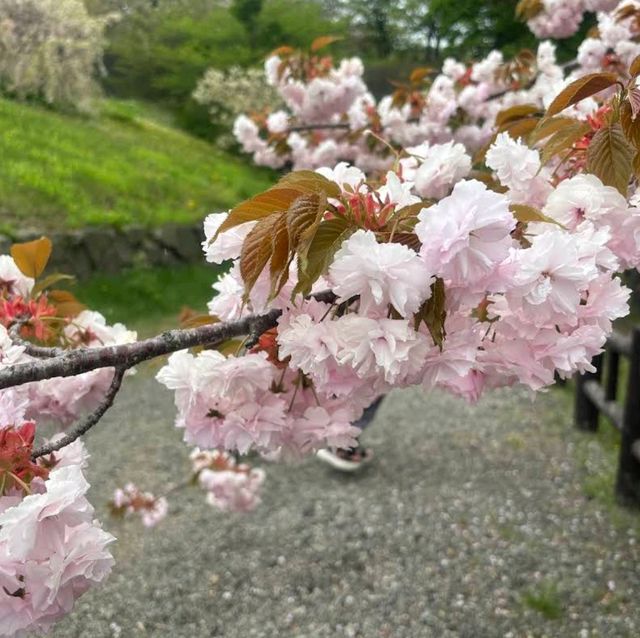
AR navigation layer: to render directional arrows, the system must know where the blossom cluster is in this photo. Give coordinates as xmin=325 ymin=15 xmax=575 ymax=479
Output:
xmin=0 ymin=254 xmax=135 ymax=637
xmin=190 ymin=449 xmax=265 ymax=513
xmin=110 ymin=483 xmax=168 ymax=528
xmin=0 ymin=257 xmax=137 ymax=428
xmin=5 ymin=2 xmax=640 ymax=635
xmin=193 ymin=66 xmax=282 ymax=148
xmin=0 ymin=435 xmax=114 ymax=637
xmin=233 ymin=1 xmax=640 ymax=175
xmin=233 ymin=39 xmax=566 ymax=170
xmin=526 ymin=0 xmax=621 ymax=39
xmin=159 ymin=134 xmax=636 ymax=459
xmin=575 ymin=1 xmax=640 ymax=75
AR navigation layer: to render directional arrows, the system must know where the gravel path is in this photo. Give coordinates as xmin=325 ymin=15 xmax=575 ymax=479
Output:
xmin=50 ymin=370 xmax=640 ymax=638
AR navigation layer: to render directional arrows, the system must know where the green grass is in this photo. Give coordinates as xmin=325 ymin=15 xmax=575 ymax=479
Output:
xmin=521 ymin=581 xmax=564 ymax=620
xmin=0 ymin=97 xmax=274 ymax=233
xmin=71 ymin=263 xmax=223 ymax=336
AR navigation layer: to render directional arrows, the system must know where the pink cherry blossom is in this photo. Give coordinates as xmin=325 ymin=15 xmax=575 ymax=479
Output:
xmin=416 ymin=180 xmax=516 ymax=286
xmin=329 ymin=230 xmax=434 ymax=316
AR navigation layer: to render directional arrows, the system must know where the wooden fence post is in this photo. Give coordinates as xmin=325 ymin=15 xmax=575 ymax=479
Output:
xmin=616 ymin=328 xmax=640 ymax=505
xmin=574 ymin=353 xmax=603 ymax=432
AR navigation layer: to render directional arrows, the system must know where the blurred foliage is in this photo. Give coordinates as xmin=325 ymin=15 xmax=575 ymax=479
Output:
xmin=0 ymin=96 xmax=274 ymax=232
xmin=0 ymin=0 xmax=115 ymax=111
xmin=86 ymin=0 xmax=342 ymax=139
xmin=193 ymin=66 xmax=282 ymax=147
xmin=72 ymin=263 xmax=221 ymax=334
xmin=85 ymin=0 xmax=594 ymax=130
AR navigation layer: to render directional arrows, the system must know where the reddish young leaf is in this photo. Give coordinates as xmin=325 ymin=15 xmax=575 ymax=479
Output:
xmin=240 ymin=214 xmax=284 ymax=299
xmin=215 ymin=187 xmax=303 ymax=237
xmin=515 ymin=0 xmax=544 ymax=21
xmin=630 ymin=54 xmax=640 ymax=78
xmin=620 ymin=99 xmax=640 ymax=148
xmin=409 ymin=67 xmax=433 ymax=84
xmin=540 ymin=121 xmax=591 ymax=164
xmin=278 ymin=170 xmax=341 ymax=199
xmin=587 ymin=122 xmax=634 ymax=195
xmin=47 ymin=289 xmax=87 ymax=318
xmin=310 ymin=35 xmax=342 ymax=52
xmin=10 ymin=237 xmax=52 ymax=279
xmin=286 ymin=192 xmax=327 ymax=250
xmin=495 ymin=104 xmax=541 ymax=128
xmin=546 ymin=73 xmax=619 ymax=116
xmin=269 ymin=213 xmax=291 ymax=299
xmin=414 ymin=278 xmax=446 ymax=350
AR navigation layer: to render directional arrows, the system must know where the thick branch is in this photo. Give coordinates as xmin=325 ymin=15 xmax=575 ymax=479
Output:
xmin=0 ymin=309 xmax=280 ymax=390
xmin=1 ymin=291 xmax=337 ymax=391
xmin=31 ymin=367 xmax=126 ymax=459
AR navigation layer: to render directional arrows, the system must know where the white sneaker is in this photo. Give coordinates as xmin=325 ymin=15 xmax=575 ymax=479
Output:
xmin=316 ymin=447 xmax=373 ymax=473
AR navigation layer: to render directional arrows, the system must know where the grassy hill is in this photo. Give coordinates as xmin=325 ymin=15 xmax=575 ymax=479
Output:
xmin=0 ymin=98 xmax=274 ymax=234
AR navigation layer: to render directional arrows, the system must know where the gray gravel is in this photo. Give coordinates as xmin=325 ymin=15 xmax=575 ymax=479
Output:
xmin=49 ymin=370 xmax=640 ymax=638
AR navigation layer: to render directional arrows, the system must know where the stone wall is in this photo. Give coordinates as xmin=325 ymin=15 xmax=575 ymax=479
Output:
xmin=0 ymin=223 xmax=205 ymax=280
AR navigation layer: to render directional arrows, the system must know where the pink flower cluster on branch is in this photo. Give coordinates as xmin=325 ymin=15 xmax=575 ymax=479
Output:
xmin=5 ymin=2 xmax=640 ymax=634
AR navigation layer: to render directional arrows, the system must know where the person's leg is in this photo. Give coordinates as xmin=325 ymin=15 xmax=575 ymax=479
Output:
xmin=316 ymin=395 xmax=385 ymax=471
xmin=352 ymin=395 xmax=385 ymax=432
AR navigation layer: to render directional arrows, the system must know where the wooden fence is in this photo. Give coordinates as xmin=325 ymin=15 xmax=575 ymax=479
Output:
xmin=574 ymin=327 xmax=640 ymax=504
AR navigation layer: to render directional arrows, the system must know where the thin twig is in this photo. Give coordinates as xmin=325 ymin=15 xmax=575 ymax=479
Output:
xmin=286 ymin=123 xmax=350 ymax=133
xmin=9 ymin=321 xmax=66 ymax=358
xmin=31 ymin=367 xmax=126 ymax=459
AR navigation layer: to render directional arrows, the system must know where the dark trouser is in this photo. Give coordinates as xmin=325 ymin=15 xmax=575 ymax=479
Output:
xmin=353 ymin=395 xmax=385 ymax=432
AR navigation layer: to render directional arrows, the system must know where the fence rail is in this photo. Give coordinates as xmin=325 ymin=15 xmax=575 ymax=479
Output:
xmin=574 ymin=327 xmax=640 ymax=505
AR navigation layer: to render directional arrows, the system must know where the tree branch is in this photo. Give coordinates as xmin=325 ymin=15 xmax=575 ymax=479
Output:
xmin=31 ymin=367 xmax=126 ymax=460
xmin=1 ymin=310 xmax=280 ymax=390
xmin=286 ymin=123 xmax=351 ymax=133
xmin=1 ymin=291 xmax=337 ymax=391
xmin=9 ymin=321 xmax=66 ymax=358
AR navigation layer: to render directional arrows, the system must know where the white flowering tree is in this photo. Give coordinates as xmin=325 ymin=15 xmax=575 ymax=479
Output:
xmin=4 ymin=0 xmax=640 ymax=634
xmin=0 ymin=0 xmax=117 ymax=110
xmin=193 ymin=66 xmax=282 ymax=147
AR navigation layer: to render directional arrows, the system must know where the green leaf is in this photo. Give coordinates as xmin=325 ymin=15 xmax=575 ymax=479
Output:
xmin=31 ymin=273 xmax=75 ymax=297
xmin=587 ymin=122 xmax=634 ymax=195
xmin=529 ymin=116 xmax=579 ymax=144
xmin=510 ymin=204 xmax=563 ymax=227
xmin=546 ymin=73 xmax=619 ymax=117
xmin=540 ymin=121 xmax=591 ymax=164
xmin=414 ymin=278 xmax=447 ymax=350
xmin=294 ymin=217 xmax=353 ymax=297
